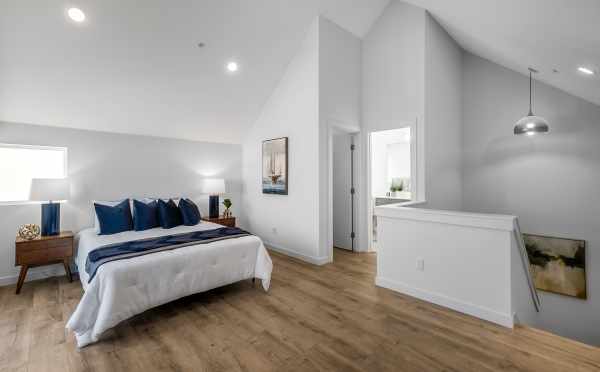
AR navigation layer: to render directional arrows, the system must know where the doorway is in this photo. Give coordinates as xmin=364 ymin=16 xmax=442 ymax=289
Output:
xmin=368 ymin=127 xmax=414 ymax=250
xmin=332 ymin=131 xmax=356 ymax=251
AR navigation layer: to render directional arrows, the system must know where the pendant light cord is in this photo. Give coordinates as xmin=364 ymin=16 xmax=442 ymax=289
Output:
xmin=529 ymin=70 xmax=533 ymax=116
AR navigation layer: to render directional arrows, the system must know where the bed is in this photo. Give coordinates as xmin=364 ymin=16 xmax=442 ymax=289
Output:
xmin=66 ymin=221 xmax=272 ymax=347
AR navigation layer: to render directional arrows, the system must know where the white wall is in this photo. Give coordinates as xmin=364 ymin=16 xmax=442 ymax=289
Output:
xmin=319 ymin=17 xmax=362 ymax=134
xmin=0 ymin=121 xmax=241 ymax=285
xmin=424 ymin=13 xmax=463 ymax=211
xmin=375 ymin=205 xmax=538 ymax=329
xmin=362 ymin=2 xmax=426 ymax=133
xmin=319 ymin=17 xmax=362 ymax=258
xmin=241 ymin=19 xmax=324 ymax=264
xmin=375 ymin=207 xmax=512 ymax=327
xmin=462 ymin=52 xmax=600 ymax=346
xmin=360 ymin=2 xmax=464 ymax=251
xmin=360 ymin=0 xmax=426 ymax=252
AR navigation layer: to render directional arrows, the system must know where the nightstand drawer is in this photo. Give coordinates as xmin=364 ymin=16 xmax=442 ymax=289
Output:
xmin=16 ymin=238 xmax=71 ymax=252
xmin=16 ymin=250 xmax=48 ymax=265
xmin=16 ymin=244 xmax=72 ymax=265
xmin=47 ymin=244 xmax=73 ymax=260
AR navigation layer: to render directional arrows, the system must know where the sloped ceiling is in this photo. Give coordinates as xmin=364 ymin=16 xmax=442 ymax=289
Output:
xmin=0 ymin=0 xmax=389 ymax=143
xmin=405 ymin=0 xmax=600 ymax=107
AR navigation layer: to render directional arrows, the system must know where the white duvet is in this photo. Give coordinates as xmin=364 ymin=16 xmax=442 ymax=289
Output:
xmin=66 ymin=222 xmax=272 ymax=347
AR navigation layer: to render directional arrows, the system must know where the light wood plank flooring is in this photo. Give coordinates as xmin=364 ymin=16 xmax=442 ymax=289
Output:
xmin=1 ymin=248 xmax=599 ymax=372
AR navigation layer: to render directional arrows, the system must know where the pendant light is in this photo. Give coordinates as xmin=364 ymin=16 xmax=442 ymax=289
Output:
xmin=514 ymin=68 xmax=549 ymax=135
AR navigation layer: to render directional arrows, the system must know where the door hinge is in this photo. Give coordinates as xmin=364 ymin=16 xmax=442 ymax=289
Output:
xmin=350 ymin=187 xmax=355 ymax=195
xmin=350 ymin=232 xmax=355 ymax=239
xmin=350 ymin=144 xmax=355 ymax=151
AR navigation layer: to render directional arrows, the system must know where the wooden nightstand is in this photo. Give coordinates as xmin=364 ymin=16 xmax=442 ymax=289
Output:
xmin=15 ymin=231 xmax=74 ymax=294
xmin=201 ymin=216 xmax=236 ymax=227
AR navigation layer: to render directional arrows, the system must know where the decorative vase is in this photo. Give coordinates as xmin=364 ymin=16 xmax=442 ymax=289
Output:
xmin=18 ymin=224 xmax=41 ymax=240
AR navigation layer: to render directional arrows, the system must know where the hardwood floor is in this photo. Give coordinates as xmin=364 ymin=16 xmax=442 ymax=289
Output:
xmin=1 ymin=248 xmax=599 ymax=372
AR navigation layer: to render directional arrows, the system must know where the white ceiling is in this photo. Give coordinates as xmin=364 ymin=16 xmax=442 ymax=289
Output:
xmin=404 ymin=0 xmax=600 ymax=107
xmin=0 ymin=0 xmax=389 ymax=144
xmin=4 ymin=1 xmax=596 ymax=145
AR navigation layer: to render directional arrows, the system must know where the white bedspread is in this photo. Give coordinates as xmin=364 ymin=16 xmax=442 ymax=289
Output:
xmin=66 ymin=222 xmax=272 ymax=347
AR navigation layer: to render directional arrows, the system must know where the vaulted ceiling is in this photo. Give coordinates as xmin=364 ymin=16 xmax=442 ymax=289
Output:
xmin=0 ymin=0 xmax=389 ymax=144
xmin=2 ymin=1 xmax=598 ymax=144
xmin=405 ymin=0 xmax=600 ymax=107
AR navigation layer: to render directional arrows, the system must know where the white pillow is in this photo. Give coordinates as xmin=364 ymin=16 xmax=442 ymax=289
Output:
xmin=93 ymin=199 xmax=130 ymax=234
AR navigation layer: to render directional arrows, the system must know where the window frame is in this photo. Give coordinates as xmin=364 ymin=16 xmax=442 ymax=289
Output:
xmin=0 ymin=143 xmax=68 ymax=205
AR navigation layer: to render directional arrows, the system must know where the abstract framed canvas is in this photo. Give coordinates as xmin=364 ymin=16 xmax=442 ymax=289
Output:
xmin=524 ymin=233 xmax=586 ymax=299
xmin=262 ymin=137 xmax=288 ymax=195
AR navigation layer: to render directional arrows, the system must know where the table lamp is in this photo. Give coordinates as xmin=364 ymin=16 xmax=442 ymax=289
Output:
xmin=30 ymin=178 xmax=70 ymax=236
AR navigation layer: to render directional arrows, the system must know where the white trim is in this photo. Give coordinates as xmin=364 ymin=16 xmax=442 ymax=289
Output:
xmin=374 ymin=205 xmax=516 ymax=231
xmin=264 ymin=242 xmax=331 ymax=266
xmin=375 ymin=276 xmax=514 ymax=328
xmin=0 ymin=265 xmax=66 ymax=287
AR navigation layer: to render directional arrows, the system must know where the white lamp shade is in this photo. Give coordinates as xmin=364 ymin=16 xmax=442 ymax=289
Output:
xmin=30 ymin=178 xmax=70 ymax=202
xmin=201 ymin=178 xmax=226 ymax=195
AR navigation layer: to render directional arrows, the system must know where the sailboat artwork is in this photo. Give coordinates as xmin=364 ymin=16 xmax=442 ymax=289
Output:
xmin=262 ymin=137 xmax=288 ymax=195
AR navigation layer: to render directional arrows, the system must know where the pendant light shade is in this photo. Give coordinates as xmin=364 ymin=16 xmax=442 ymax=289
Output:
xmin=514 ymin=68 xmax=549 ymax=136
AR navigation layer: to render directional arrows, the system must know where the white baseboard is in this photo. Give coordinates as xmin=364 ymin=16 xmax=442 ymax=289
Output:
xmin=0 ymin=264 xmax=67 ymax=287
xmin=375 ymin=276 xmax=514 ymax=328
xmin=265 ymin=242 xmax=331 ymax=266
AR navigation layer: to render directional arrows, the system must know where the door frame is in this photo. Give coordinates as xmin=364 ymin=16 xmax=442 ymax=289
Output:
xmin=365 ymin=118 xmax=424 ymax=252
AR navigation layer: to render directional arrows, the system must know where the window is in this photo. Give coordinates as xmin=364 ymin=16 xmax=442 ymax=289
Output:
xmin=0 ymin=144 xmax=67 ymax=203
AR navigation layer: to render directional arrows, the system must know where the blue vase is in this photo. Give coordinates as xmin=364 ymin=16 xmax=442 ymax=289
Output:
xmin=209 ymin=195 xmax=219 ymax=218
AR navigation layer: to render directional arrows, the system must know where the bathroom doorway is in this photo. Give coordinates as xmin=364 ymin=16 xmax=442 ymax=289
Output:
xmin=368 ymin=126 xmax=414 ymax=250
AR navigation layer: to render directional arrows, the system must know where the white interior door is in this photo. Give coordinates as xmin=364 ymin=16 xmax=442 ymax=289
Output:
xmin=332 ymin=133 xmax=353 ymax=250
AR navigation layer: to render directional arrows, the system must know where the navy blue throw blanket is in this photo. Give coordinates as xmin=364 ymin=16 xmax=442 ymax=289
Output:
xmin=85 ymin=227 xmax=250 ymax=283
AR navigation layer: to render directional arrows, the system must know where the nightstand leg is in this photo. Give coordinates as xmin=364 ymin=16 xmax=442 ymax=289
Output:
xmin=16 ymin=265 xmax=28 ymax=294
xmin=63 ymin=259 xmax=73 ymax=282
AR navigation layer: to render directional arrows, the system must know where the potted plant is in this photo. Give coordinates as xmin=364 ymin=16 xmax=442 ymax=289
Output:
xmin=222 ymin=198 xmax=232 ymax=217
xmin=389 ymin=179 xmax=404 ymax=197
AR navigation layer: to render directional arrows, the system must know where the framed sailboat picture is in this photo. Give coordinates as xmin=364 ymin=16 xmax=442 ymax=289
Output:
xmin=262 ymin=137 xmax=288 ymax=195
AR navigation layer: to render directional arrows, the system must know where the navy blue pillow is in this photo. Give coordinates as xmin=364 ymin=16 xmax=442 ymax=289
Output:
xmin=94 ymin=199 xmax=133 ymax=235
xmin=132 ymin=199 xmax=159 ymax=231
xmin=179 ymin=198 xmax=201 ymax=226
xmin=157 ymin=199 xmax=183 ymax=229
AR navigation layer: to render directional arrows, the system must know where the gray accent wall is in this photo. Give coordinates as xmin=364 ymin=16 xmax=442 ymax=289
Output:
xmin=462 ymin=53 xmax=600 ymax=345
xmin=0 ymin=121 xmax=242 ymax=285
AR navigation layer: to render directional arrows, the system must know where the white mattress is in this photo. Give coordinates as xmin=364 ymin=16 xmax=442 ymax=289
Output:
xmin=66 ymin=222 xmax=272 ymax=347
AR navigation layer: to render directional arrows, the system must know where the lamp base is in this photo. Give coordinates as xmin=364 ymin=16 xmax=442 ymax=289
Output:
xmin=41 ymin=202 xmax=60 ymax=236
xmin=209 ymin=195 xmax=219 ymax=218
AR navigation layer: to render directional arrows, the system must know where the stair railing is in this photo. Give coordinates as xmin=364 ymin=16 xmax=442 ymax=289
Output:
xmin=513 ymin=218 xmax=541 ymax=312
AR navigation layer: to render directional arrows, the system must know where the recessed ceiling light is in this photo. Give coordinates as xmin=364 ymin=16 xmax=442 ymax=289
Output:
xmin=67 ymin=7 xmax=86 ymax=22
xmin=578 ymin=66 xmax=595 ymax=75
xmin=226 ymin=61 xmax=239 ymax=73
